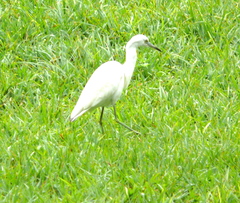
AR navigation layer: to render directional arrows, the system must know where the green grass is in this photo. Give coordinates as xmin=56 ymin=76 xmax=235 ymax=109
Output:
xmin=0 ymin=0 xmax=239 ymax=202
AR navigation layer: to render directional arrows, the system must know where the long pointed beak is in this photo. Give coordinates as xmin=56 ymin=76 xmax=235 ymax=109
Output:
xmin=146 ymin=42 xmax=161 ymax=52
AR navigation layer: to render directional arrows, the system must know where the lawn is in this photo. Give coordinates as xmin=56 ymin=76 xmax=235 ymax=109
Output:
xmin=0 ymin=0 xmax=239 ymax=202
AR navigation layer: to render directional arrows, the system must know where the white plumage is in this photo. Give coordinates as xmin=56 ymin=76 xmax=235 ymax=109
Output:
xmin=70 ymin=61 xmax=124 ymax=121
xmin=70 ymin=34 xmax=160 ymax=133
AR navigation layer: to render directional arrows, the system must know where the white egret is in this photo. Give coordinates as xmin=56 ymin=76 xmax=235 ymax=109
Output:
xmin=70 ymin=34 xmax=160 ymax=134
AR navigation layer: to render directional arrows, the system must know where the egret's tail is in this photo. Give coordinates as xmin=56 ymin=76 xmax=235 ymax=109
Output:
xmin=70 ymin=116 xmax=76 ymax=122
xmin=70 ymin=108 xmax=88 ymax=122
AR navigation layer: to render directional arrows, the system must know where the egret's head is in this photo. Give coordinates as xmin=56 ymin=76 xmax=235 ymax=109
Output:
xmin=126 ymin=34 xmax=161 ymax=51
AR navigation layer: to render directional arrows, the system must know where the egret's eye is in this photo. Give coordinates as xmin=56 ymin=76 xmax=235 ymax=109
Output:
xmin=144 ymin=39 xmax=149 ymax=43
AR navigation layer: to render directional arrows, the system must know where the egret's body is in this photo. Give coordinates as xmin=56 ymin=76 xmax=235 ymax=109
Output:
xmin=70 ymin=34 xmax=160 ymax=133
xmin=70 ymin=61 xmax=124 ymax=119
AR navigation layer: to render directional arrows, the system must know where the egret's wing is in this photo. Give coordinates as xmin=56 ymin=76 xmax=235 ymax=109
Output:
xmin=70 ymin=61 xmax=124 ymax=121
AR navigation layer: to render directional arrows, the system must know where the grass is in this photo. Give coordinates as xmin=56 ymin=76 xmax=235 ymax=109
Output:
xmin=0 ymin=0 xmax=239 ymax=202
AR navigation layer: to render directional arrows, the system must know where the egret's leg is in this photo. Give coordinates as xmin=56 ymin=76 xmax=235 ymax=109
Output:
xmin=113 ymin=106 xmax=141 ymax=134
xmin=99 ymin=107 xmax=105 ymax=133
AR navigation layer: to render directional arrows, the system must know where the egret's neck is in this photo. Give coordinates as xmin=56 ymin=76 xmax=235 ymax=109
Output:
xmin=123 ymin=46 xmax=137 ymax=89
